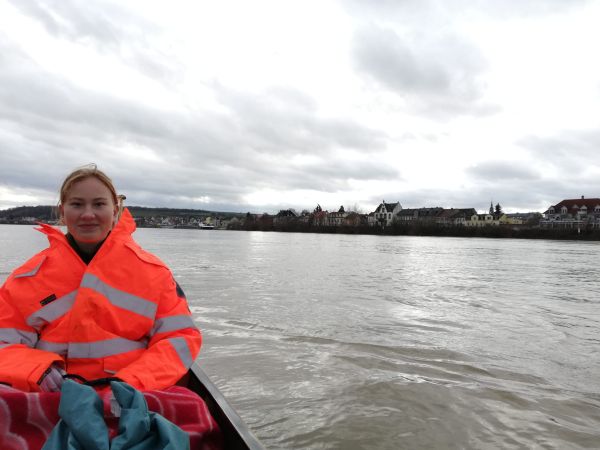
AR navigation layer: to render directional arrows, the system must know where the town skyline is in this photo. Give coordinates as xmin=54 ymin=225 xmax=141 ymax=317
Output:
xmin=2 ymin=193 xmax=593 ymax=217
xmin=5 ymin=195 xmax=600 ymax=237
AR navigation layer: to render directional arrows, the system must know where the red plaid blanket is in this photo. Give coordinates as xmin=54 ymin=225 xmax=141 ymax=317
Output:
xmin=0 ymin=384 xmax=223 ymax=450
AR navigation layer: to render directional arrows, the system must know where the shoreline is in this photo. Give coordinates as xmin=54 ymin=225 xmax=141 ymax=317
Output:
xmin=229 ymin=223 xmax=600 ymax=241
xmin=2 ymin=222 xmax=599 ymax=241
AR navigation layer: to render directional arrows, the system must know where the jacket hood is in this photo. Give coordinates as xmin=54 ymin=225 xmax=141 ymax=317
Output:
xmin=113 ymin=208 xmax=137 ymax=236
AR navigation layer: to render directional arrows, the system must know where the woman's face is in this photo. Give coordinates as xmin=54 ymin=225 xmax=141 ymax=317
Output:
xmin=59 ymin=177 xmax=117 ymax=245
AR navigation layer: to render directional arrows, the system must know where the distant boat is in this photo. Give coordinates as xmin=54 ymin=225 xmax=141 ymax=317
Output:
xmin=199 ymin=223 xmax=215 ymax=230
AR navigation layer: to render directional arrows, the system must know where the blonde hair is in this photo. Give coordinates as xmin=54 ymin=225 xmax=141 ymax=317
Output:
xmin=58 ymin=164 xmax=126 ymax=222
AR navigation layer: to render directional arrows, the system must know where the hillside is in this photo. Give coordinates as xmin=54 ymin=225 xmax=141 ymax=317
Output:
xmin=0 ymin=205 xmax=246 ymax=223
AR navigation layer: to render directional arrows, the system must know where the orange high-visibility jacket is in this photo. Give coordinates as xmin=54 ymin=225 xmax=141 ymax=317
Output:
xmin=0 ymin=209 xmax=201 ymax=392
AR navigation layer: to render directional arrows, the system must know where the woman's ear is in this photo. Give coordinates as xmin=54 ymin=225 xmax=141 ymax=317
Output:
xmin=58 ymin=204 xmax=65 ymax=226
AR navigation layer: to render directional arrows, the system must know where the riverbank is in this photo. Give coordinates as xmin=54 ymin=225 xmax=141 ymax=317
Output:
xmin=231 ymin=221 xmax=600 ymax=241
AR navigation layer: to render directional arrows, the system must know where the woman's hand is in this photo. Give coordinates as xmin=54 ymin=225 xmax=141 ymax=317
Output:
xmin=39 ymin=364 xmax=67 ymax=392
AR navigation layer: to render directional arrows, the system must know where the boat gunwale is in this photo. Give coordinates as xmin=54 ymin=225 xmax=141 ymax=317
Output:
xmin=185 ymin=361 xmax=265 ymax=450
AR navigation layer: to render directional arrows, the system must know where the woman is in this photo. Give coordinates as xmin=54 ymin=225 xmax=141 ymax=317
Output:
xmin=0 ymin=165 xmax=201 ymax=392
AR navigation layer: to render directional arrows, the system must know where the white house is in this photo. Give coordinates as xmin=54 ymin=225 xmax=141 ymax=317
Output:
xmin=373 ymin=201 xmax=402 ymax=226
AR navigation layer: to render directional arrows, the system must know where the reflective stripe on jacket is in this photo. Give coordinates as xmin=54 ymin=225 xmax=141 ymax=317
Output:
xmin=0 ymin=208 xmax=201 ymax=392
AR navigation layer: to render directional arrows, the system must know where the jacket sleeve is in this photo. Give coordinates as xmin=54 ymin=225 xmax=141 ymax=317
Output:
xmin=115 ymin=274 xmax=201 ymax=390
xmin=0 ymin=282 xmax=64 ymax=392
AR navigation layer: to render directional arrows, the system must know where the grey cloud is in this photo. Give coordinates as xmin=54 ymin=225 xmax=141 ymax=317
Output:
xmin=457 ymin=0 xmax=591 ymax=18
xmin=342 ymin=0 xmax=590 ymax=21
xmin=519 ymin=130 xmax=600 ymax=172
xmin=259 ymin=156 xmax=401 ymax=192
xmin=0 ymin=38 xmax=395 ymax=212
xmin=470 ymin=178 xmax=595 ymax=212
xmin=354 ymin=28 xmax=452 ymax=95
xmin=352 ymin=26 xmax=498 ymax=118
xmin=461 ymin=161 xmax=588 ymax=211
xmin=7 ymin=0 xmax=182 ymax=85
xmin=345 ymin=0 xmax=590 ymax=118
xmin=466 ymin=161 xmax=541 ymax=182
xmin=0 ymin=42 xmax=242 ymax=207
xmin=0 ymin=37 xmax=174 ymax=140
xmin=0 ymin=38 xmax=234 ymax=155
xmin=302 ymin=158 xmax=399 ymax=182
xmin=215 ymin=85 xmax=388 ymax=154
xmin=8 ymin=0 xmax=130 ymax=47
xmin=109 ymin=143 xmax=401 ymax=207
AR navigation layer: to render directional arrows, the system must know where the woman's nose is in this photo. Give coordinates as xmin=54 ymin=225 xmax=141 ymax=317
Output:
xmin=81 ymin=206 xmax=95 ymax=218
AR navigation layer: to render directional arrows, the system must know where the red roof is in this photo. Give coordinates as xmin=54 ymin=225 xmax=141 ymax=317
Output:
xmin=547 ymin=197 xmax=600 ymax=214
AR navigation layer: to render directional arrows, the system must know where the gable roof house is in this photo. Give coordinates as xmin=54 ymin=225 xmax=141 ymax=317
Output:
xmin=394 ymin=207 xmax=478 ymax=226
xmin=373 ymin=201 xmax=402 ymax=227
xmin=466 ymin=212 xmax=496 ymax=227
xmin=436 ymin=208 xmax=477 ymax=226
xmin=396 ymin=208 xmax=420 ymax=222
xmin=326 ymin=206 xmax=348 ymax=227
xmin=344 ymin=212 xmax=367 ymax=227
xmin=541 ymin=196 xmax=600 ymax=229
xmin=273 ymin=209 xmax=298 ymax=226
xmin=396 ymin=207 xmax=443 ymax=223
xmin=504 ymin=212 xmax=541 ymax=226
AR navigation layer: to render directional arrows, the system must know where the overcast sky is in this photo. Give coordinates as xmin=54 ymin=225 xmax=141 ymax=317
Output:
xmin=1 ymin=0 xmax=599 ymax=214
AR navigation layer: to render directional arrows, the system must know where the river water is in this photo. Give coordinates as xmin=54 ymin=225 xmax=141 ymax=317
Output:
xmin=1 ymin=225 xmax=599 ymax=449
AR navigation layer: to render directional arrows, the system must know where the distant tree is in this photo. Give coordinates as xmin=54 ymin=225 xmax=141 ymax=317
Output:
xmin=345 ymin=212 xmax=361 ymax=227
xmin=495 ymin=203 xmax=502 ymax=215
xmin=314 ymin=204 xmax=322 ymax=213
xmin=257 ymin=213 xmax=273 ymax=230
xmin=338 ymin=205 xmax=345 ymax=213
xmin=525 ymin=212 xmax=542 ymax=227
xmin=348 ymin=203 xmax=363 ymax=214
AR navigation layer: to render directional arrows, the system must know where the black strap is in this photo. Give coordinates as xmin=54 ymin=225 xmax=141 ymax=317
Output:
xmin=63 ymin=373 xmax=87 ymax=383
xmin=63 ymin=373 xmax=123 ymax=387
xmin=85 ymin=377 xmax=123 ymax=387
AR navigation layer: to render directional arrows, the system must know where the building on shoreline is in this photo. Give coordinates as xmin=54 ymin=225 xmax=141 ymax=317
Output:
xmin=5 ymin=197 xmax=600 ymax=232
xmin=373 ymin=201 xmax=402 ymax=227
xmin=540 ymin=196 xmax=600 ymax=229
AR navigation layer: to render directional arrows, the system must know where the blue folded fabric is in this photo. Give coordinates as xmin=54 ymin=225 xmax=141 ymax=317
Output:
xmin=42 ymin=380 xmax=189 ymax=450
